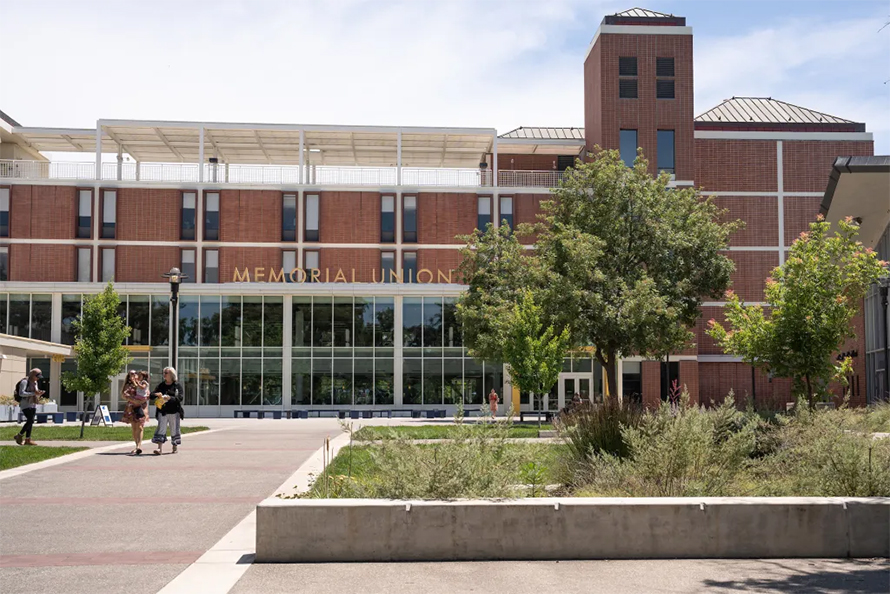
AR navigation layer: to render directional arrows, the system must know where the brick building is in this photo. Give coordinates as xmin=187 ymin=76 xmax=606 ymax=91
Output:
xmin=0 ymin=8 xmax=879 ymax=416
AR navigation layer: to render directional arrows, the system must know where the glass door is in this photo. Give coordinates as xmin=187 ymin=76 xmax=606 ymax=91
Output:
xmin=559 ymin=373 xmax=593 ymax=411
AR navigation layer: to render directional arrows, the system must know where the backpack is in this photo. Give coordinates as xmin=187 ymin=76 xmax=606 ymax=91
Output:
xmin=13 ymin=378 xmax=27 ymax=403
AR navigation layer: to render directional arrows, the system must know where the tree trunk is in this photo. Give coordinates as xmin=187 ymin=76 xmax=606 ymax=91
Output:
xmin=805 ymin=375 xmax=814 ymax=410
xmin=596 ymin=350 xmax=618 ymax=401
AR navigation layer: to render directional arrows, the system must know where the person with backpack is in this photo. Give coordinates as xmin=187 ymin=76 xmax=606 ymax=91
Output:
xmin=14 ymin=368 xmax=44 ymax=446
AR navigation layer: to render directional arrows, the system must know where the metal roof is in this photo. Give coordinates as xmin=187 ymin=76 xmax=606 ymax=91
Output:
xmin=7 ymin=120 xmax=497 ymax=168
xmin=499 ymin=127 xmax=585 ymax=140
xmin=695 ymin=97 xmax=859 ymax=125
xmin=612 ymin=8 xmax=676 ymax=18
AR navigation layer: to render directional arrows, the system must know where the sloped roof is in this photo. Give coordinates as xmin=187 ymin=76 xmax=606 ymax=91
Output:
xmin=603 ymin=7 xmax=686 ymax=26
xmin=695 ymin=97 xmax=859 ymax=125
xmin=612 ymin=8 xmax=676 ymax=18
xmin=499 ymin=127 xmax=585 ymax=140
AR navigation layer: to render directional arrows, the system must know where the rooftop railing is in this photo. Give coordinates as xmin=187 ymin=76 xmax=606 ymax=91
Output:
xmin=0 ymin=159 xmax=561 ymax=189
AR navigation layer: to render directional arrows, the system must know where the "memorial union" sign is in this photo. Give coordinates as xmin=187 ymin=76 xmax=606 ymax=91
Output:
xmin=232 ymin=267 xmax=454 ymax=284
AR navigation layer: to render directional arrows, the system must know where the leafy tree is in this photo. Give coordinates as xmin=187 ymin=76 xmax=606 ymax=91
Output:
xmin=63 ymin=283 xmax=131 ymax=435
xmin=708 ymin=216 xmax=888 ymax=408
xmin=539 ymin=149 xmax=741 ymax=395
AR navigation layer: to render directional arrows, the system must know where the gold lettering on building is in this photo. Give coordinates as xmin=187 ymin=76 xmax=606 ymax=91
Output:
xmin=417 ymin=268 xmax=433 ymax=283
xmin=233 ymin=268 xmax=251 ymax=282
xmin=254 ymin=267 xmax=265 ymax=282
xmin=334 ymin=268 xmax=347 ymax=283
xmin=231 ymin=266 xmax=455 ymax=284
xmin=437 ymin=269 xmax=452 ymax=284
xmin=269 ymin=268 xmax=285 ymax=283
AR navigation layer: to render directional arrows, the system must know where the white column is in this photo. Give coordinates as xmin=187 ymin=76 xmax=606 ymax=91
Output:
xmin=196 ymin=188 xmax=204 ymax=284
xmin=51 ymin=293 xmax=62 ymax=343
xmin=116 ymin=145 xmax=123 ymax=181
xmin=95 ymin=122 xmax=102 ymax=180
xmin=776 ymin=140 xmax=785 ymax=264
xmin=615 ymin=358 xmax=624 ymax=404
xmin=393 ymin=295 xmax=403 ymax=406
xmin=50 ymin=358 xmax=62 ymax=407
xmin=282 ymin=295 xmax=293 ymax=409
xmin=397 ymin=130 xmax=402 ymax=186
xmin=198 ymin=126 xmax=205 ymax=183
xmin=297 ymin=190 xmax=304 ymax=268
xmin=492 ymin=191 xmax=499 ymax=229
xmin=135 ymin=161 xmax=141 ymax=181
xmin=492 ymin=133 xmax=498 ymax=188
xmin=299 ymin=129 xmax=305 ymax=185
xmin=92 ymin=188 xmax=100 ymax=282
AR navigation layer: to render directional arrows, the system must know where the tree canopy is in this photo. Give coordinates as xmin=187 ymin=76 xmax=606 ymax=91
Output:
xmin=708 ymin=216 xmax=888 ymax=408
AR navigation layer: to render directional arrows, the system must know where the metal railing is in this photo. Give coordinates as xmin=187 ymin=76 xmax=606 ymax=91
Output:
xmin=1 ymin=160 xmax=563 ymax=189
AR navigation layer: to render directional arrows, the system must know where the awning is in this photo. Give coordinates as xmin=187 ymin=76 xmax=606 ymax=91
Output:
xmin=820 ymin=156 xmax=890 ymax=249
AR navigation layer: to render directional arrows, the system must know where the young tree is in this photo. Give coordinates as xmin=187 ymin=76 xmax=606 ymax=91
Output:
xmin=63 ymin=283 xmax=131 ymax=435
xmin=708 ymin=216 xmax=888 ymax=408
xmin=539 ymin=149 xmax=741 ymax=395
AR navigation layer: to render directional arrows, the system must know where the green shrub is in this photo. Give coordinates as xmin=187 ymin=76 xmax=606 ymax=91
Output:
xmin=575 ymin=393 xmax=758 ymax=497
xmin=554 ymin=397 xmax=644 ymax=462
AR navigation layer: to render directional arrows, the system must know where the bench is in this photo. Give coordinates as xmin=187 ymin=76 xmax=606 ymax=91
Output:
xmin=306 ymin=409 xmax=347 ymax=419
xmin=519 ymin=410 xmax=553 ymax=423
xmin=18 ymin=412 xmax=64 ymax=424
xmin=389 ymin=409 xmax=422 ymax=418
xmin=424 ymin=409 xmax=447 ymax=419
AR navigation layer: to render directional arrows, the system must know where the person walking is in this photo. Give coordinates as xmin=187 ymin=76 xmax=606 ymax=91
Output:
xmin=488 ymin=388 xmax=499 ymax=418
xmin=121 ymin=370 xmax=149 ymax=455
xmin=151 ymin=367 xmax=184 ymax=455
xmin=14 ymin=368 xmax=44 ymax=446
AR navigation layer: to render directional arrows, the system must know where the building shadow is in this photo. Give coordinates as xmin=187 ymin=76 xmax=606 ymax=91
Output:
xmin=701 ymin=559 xmax=889 ymax=593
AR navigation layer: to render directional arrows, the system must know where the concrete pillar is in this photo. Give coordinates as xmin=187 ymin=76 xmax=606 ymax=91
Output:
xmin=282 ymin=295 xmax=293 ymax=409
xmin=393 ymin=295 xmax=403 ymax=406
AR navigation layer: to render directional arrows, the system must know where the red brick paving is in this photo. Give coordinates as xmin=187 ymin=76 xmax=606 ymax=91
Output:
xmin=0 ymin=550 xmax=203 ymax=568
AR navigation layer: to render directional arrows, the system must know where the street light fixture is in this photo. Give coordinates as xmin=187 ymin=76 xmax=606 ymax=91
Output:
xmin=879 ymin=275 xmax=890 ymax=402
xmin=162 ymin=267 xmax=187 ymax=371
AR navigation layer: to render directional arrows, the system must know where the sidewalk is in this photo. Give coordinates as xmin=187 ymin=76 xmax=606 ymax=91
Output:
xmin=0 ymin=419 xmax=345 ymax=594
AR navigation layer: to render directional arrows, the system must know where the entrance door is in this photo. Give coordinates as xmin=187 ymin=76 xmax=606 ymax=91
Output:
xmin=110 ymin=372 xmax=127 ymax=412
xmin=559 ymin=373 xmax=592 ymax=411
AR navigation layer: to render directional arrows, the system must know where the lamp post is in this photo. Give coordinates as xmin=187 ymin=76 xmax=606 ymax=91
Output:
xmin=162 ymin=267 xmax=187 ymax=371
xmin=880 ymin=277 xmax=890 ymax=402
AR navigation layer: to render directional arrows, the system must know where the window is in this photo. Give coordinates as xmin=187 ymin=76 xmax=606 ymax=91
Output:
xmin=305 ymin=194 xmax=319 ymax=242
xmin=557 ymin=156 xmax=575 ymax=171
xmin=205 ymin=249 xmax=219 ymax=283
xmin=0 ymin=246 xmax=8 ymax=281
xmin=381 ymin=195 xmax=395 ymax=243
xmin=101 ymin=190 xmax=116 ymax=238
xmin=181 ymin=249 xmax=196 ymax=283
xmin=281 ymin=251 xmax=297 ymax=283
xmin=381 ymin=251 xmax=395 ymax=283
xmin=619 ymin=56 xmax=638 ymax=99
xmin=499 ymin=197 xmax=513 ymax=230
xmin=403 ymin=252 xmax=417 ymax=283
xmin=282 ymin=194 xmax=296 ymax=241
xmin=205 ymin=192 xmax=219 ymax=241
xmin=477 ymin=196 xmax=491 ymax=231
xmin=403 ymin=196 xmax=417 ymax=243
xmin=305 ymin=250 xmax=319 ymax=282
xmin=1 ymin=188 xmax=9 ymax=237
xmin=656 ymin=57 xmax=675 ymax=99
xmin=77 ymin=248 xmax=91 ymax=282
xmin=656 ymin=80 xmax=675 ymax=99
xmin=77 ymin=190 xmax=91 ymax=238
xmin=656 ymin=57 xmax=675 ymax=77
xmin=619 ymin=130 xmax=638 ymax=168
xmin=657 ymin=130 xmax=675 ymax=175
xmin=101 ymin=248 xmax=115 ymax=282
xmin=619 ymin=56 xmax=637 ymax=76
xmin=181 ymin=192 xmax=196 ymax=240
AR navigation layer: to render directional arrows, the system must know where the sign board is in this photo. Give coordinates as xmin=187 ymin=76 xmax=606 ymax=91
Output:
xmin=90 ymin=405 xmax=113 ymax=427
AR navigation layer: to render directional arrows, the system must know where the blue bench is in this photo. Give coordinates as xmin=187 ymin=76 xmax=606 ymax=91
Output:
xmin=19 ymin=412 xmax=64 ymax=424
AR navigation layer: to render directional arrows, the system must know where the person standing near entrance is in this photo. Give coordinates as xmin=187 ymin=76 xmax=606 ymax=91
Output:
xmin=122 ymin=370 xmax=150 ymax=455
xmin=151 ymin=367 xmax=184 ymax=455
xmin=14 ymin=368 xmax=44 ymax=446
xmin=488 ymin=389 xmax=499 ymax=418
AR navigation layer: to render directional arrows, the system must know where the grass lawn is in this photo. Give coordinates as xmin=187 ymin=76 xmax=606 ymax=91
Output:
xmin=305 ymin=442 xmax=566 ymax=498
xmin=353 ymin=424 xmax=553 ymax=441
xmin=0 ymin=445 xmax=89 ymax=470
xmin=0 ymin=425 xmax=209 ymax=442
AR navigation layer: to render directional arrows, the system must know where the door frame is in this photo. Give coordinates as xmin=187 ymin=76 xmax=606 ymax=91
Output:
xmin=558 ymin=372 xmax=594 ymax=411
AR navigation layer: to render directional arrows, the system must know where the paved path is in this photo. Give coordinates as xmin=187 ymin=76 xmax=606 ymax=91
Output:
xmin=0 ymin=419 xmax=344 ymax=594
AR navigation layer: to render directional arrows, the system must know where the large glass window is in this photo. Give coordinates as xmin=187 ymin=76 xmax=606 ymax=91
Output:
xmin=423 ymin=297 xmax=442 ymax=353
xmin=354 ymin=358 xmax=374 ymax=405
xmin=200 ymin=358 xmax=220 ymax=406
xmin=263 ymin=358 xmax=283 ymax=405
xmin=128 ymin=295 xmax=150 ymax=346
xmin=381 ymin=195 xmax=395 ymax=243
xmin=77 ymin=248 xmax=91 ymax=282
xmin=477 ymin=196 xmax=491 ymax=231
xmin=204 ymin=192 xmax=219 ymax=240
xmin=151 ymin=295 xmax=170 ymax=346
xmin=181 ymin=192 xmax=196 ymax=240
xmin=77 ymin=190 xmax=91 ymax=239
xmin=102 ymin=190 xmax=116 ymax=238
xmin=220 ymin=358 xmax=241 ymax=405
xmin=620 ymin=129 xmax=638 ymax=168
xmin=333 ymin=297 xmax=353 ymax=348
xmin=200 ymin=295 xmax=220 ymax=349
xmin=61 ymin=295 xmax=81 ymax=345
xmin=292 ymin=358 xmax=310 ymax=405
xmin=282 ymin=194 xmax=297 ymax=241
xmin=354 ymin=298 xmax=374 ymax=348
xmin=375 ymin=298 xmax=394 ymax=347
xmin=333 ymin=358 xmax=352 ymax=405
xmin=312 ymin=357 xmax=332 ymax=405
xmin=403 ymin=196 xmax=417 ymax=243
xmin=313 ymin=296 xmax=333 ymax=348
xmin=264 ymin=296 xmax=283 ymax=350
xmin=242 ymin=297 xmax=263 ymax=355
xmin=8 ymin=294 xmax=29 ymax=338
xmin=657 ymin=130 xmax=675 ymax=175
xmin=242 ymin=358 xmax=263 ymax=406
xmin=178 ymin=295 xmax=200 ymax=349
xmin=305 ymin=194 xmax=319 ymax=242
xmin=403 ymin=358 xmax=423 ymax=405
xmin=403 ymin=297 xmax=423 ymax=348
xmin=31 ymin=294 xmax=51 ymax=342
xmin=293 ymin=297 xmax=311 ymax=347
xmin=221 ymin=296 xmax=241 ymax=351
xmin=443 ymin=297 xmax=462 ymax=350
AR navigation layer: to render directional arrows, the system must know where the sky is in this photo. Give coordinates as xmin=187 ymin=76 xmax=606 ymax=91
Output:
xmin=1 ymin=0 xmax=889 ymax=154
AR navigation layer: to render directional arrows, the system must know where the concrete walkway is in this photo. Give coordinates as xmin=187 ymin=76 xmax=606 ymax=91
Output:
xmin=0 ymin=419 xmax=346 ymax=594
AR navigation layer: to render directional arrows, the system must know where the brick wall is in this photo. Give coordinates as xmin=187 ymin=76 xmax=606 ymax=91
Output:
xmin=116 ymin=188 xmax=182 ymax=242
xmin=219 ymin=247 xmax=282 ymax=283
xmin=514 ymin=193 xmax=549 ymax=244
xmin=9 ymin=185 xmax=78 ymax=239
xmin=114 ymin=246 xmax=180 ymax=283
xmin=783 ymin=196 xmax=824 ymax=246
xmin=678 ymin=359 xmax=699 ymax=404
xmin=416 ymin=249 xmax=463 ymax=284
xmin=641 ymin=360 xmax=661 ymax=408
xmin=219 ymin=190 xmax=281 ymax=243
xmin=696 ymin=139 xmax=778 ymax=192
xmin=319 ymin=192 xmax=380 ymax=244
xmin=714 ymin=196 xmax=778 ymax=247
xmin=725 ymin=251 xmax=779 ymax=302
xmin=783 ymin=140 xmax=873 ymax=192
xmin=318 ymin=248 xmax=383 ymax=283
xmin=9 ymin=244 xmax=75 ymax=282
xmin=417 ymin=193 xmax=476 ymax=244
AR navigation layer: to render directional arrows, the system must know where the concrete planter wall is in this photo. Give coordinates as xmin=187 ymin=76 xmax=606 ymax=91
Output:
xmin=256 ymin=497 xmax=889 ymax=562
xmin=0 ymin=405 xmax=21 ymax=422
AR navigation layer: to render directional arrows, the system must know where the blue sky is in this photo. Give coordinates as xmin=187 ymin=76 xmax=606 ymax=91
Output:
xmin=2 ymin=0 xmax=888 ymax=153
